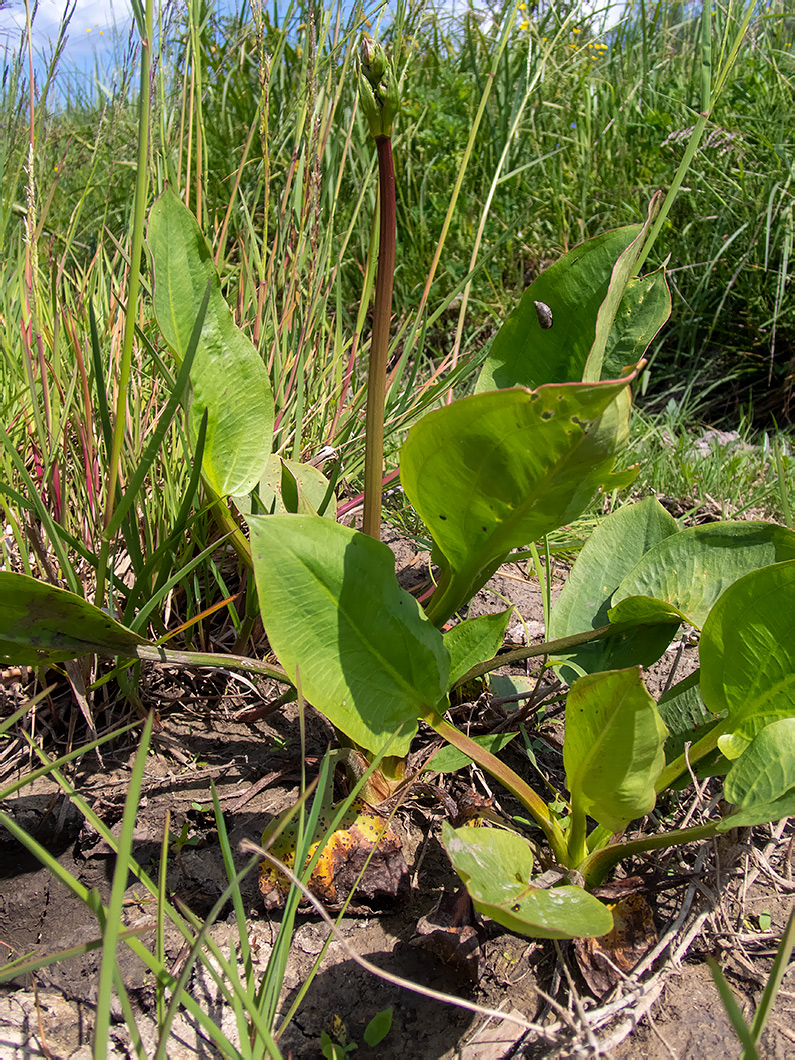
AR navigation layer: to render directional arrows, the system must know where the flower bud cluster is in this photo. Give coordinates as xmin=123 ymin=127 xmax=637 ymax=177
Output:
xmin=358 ymin=34 xmax=399 ymax=140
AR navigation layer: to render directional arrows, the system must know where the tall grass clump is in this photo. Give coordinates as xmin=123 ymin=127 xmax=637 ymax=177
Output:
xmin=4 ymin=2 xmax=792 ymax=449
xmin=394 ymin=1 xmax=794 ymax=420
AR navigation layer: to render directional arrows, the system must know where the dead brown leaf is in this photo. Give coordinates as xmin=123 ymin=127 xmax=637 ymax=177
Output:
xmin=258 ymin=796 xmax=408 ymax=911
xmin=574 ymin=893 xmax=658 ymax=996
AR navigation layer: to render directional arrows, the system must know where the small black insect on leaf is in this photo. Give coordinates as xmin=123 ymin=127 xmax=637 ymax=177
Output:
xmin=534 ymin=300 xmax=553 ymax=329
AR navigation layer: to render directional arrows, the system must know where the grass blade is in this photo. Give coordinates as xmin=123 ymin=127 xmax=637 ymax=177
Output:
xmin=746 ymin=907 xmax=795 ymax=1054
xmin=94 ymin=712 xmax=154 ymax=1057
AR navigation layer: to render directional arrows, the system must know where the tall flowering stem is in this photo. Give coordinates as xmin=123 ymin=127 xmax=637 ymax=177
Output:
xmin=359 ymin=35 xmax=399 ymax=540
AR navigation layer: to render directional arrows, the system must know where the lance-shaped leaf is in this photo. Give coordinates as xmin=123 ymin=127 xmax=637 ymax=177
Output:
xmin=0 ymin=573 xmax=146 ymax=665
xmin=402 ymin=377 xmax=637 ymax=626
xmin=247 ymin=515 xmax=449 ymax=757
xmin=149 ymin=188 xmax=274 ymax=497
xmin=425 ymin=733 xmax=518 ymax=775
xmin=595 ymin=269 xmax=670 ymax=381
xmin=718 ymin=718 xmax=795 ymax=830
xmin=564 ymin=668 xmax=668 ymax=833
xmin=441 ymin=824 xmax=613 ymax=939
xmin=476 ymin=225 xmax=669 ymax=392
xmin=611 ymin=521 xmax=795 ymax=631
xmin=583 ymin=195 xmax=666 ymax=383
xmin=549 ymin=497 xmax=679 ymax=679
xmin=698 ymin=560 xmax=795 ymax=760
xmin=443 ymin=610 xmax=512 ymax=689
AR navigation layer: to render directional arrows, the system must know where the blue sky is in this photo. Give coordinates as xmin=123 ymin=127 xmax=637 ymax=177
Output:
xmin=0 ymin=2 xmax=627 ymax=75
xmin=0 ymin=1 xmax=249 ymax=84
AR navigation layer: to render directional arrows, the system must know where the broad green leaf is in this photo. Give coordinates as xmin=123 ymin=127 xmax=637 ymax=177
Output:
xmin=425 ymin=733 xmax=518 ymax=775
xmin=657 ymin=670 xmax=706 ymax=733
xmin=441 ymin=824 xmax=612 ymax=939
xmin=718 ymin=719 xmax=795 ymax=829
xmin=278 ymin=459 xmax=336 ymax=518
xmin=234 ymin=455 xmax=336 ymax=519
xmin=489 ymin=674 xmax=537 ymax=699
xmin=612 ymin=522 xmax=795 ymax=632
xmin=148 ymin=188 xmax=274 ymax=497
xmin=564 ymin=668 xmax=668 ymax=833
xmin=363 ymin=1009 xmax=393 ymax=1048
xmin=699 ymin=561 xmax=795 ymax=759
xmin=402 ymin=377 xmax=636 ymax=626
xmin=476 ymin=226 xmax=641 ymax=392
xmin=608 ymin=596 xmax=689 ymax=624
xmin=247 ymin=515 xmax=449 ymax=757
xmin=549 ymin=497 xmax=679 ymax=679
xmin=443 ymin=610 xmax=512 ymax=688
xmin=0 ymin=573 xmax=146 ymax=665
xmin=657 ymin=670 xmax=726 ymax=772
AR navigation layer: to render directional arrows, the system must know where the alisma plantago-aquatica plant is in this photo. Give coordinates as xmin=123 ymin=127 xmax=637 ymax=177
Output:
xmin=9 ymin=199 xmax=794 ymax=941
xmin=2 ymin=24 xmax=794 ymax=943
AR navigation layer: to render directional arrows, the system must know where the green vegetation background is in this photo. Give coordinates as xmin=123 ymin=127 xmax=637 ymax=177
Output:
xmin=1 ymin=0 xmax=793 ymax=557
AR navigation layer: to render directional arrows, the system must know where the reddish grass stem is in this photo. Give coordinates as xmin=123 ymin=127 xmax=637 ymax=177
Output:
xmin=362 ymin=135 xmax=396 ymax=540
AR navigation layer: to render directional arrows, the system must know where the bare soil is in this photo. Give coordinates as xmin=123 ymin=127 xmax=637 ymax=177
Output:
xmin=1 ymin=525 xmax=793 ymax=1058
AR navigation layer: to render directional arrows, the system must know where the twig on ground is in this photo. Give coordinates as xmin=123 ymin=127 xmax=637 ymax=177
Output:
xmin=555 ymin=940 xmax=602 ymax=1055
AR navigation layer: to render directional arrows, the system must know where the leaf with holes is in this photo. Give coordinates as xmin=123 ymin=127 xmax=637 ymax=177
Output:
xmin=402 ymin=376 xmax=637 ymax=626
xmin=476 ymin=226 xmax=669 ymax=392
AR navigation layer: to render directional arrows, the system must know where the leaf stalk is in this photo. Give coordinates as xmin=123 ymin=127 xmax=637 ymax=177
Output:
xmin=421 ymin=707 xmax=568 ymax=865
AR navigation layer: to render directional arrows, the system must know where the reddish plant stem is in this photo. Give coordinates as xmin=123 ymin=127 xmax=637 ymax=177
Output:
xmin=362 ymin=135 xmax=396 ymax=540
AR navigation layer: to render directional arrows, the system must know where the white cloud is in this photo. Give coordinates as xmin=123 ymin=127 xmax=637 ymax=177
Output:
xmin=0 ymin=1 xmax=134 ymax=60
